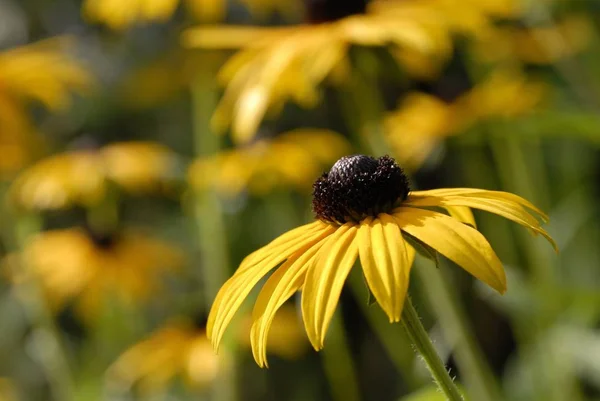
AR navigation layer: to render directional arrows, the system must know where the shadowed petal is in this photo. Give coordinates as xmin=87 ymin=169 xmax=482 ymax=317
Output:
xmin=358 ymin=214 xmax=413 ymax=322
xmin=250 ymin=236 xmax=330 ymax=367
xmin=444 ymin=205 xmax=476 ymax=228
xmin=393 ymin=207 xmax=506 ymax=293
xmin=302 ymin=224 xmax=358 ymax=350
xmin=207 ymin=222 xmax=334 ymax=350
xmin=404 ymin=193 xmax=556 ymax=251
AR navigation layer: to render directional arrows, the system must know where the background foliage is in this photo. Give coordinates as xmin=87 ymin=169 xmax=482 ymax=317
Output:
xmin=0 ymin=0 xmax=599 ymax=400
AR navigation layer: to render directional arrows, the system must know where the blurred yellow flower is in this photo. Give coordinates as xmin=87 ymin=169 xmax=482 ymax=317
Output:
xmin=474 ymin=14 xmax=593 ymax=65
xmin=237 ymin=304 xmax=309 ymax=360
xmin=183 ymin=1 xmax=457 ymax=143
xmin=83 ymin=0 xmax=301 ymax=30
xmin=385 ymin=69 xmax=546 ymax=170
xmin=9 ymin=141 xmax=182 ymax=211
xmin=107 ymin=320 xmax=220 ymax=394
xmin=183 ymin=0 xmax=525 ymax=143
xmin=14 ymin=227 xmax=183 ymax=321
xmin=0 ymin=37 xmax=92 ymax=177
xmin=188 ymin=129 xmax=351 ymax=196
xmin=108 ymin=304 xmax=307 ymax=393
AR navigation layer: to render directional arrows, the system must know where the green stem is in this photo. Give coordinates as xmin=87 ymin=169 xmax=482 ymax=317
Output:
xmin=401 ymin=296 xmax=464 ymax=401
xmin=191 ymin=72 xmax=236 ymax=401
xmin=321 ymin=312 xmax=361 ymax=401
xmin=415 ymin=260 xmax=503 ymax=401
xmin=2 ymin=212 xmax=74 ymax=401
xmin=348 ymin=271 xmax=420 ymax=390
xmin=488 ymin=133 xmax=555 ymax=285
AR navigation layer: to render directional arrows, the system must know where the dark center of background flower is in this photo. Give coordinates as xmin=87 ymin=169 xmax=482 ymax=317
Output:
xmin=305 ymin=0 xmax=369 ymax=23
xmin=85 ymin=226 xmax=119 ymax=250
xmin=312 ymin=155 xmax=410 ymax=224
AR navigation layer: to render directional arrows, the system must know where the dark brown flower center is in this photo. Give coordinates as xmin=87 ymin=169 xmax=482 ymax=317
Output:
xmin=305 ymin=0 xmax=369 ymax=23
xmin=312 ymin=155 xmax=410 ymax=224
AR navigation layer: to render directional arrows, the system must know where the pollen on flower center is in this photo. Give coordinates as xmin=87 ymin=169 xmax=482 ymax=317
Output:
xmin=312 ymin=155 xmax=410 ymax=224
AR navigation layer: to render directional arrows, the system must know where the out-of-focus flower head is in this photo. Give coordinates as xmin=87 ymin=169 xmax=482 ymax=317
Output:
xmin=473 ymin=14 xmax=593 ymax=65
xmin=0 ymin=37 xmax=92 ymax=177
xmin=183 ymin=0 xmax=525 ymax=144
xmin=385 ymin=68 xmax=546 ymax=170
xmin=8 ymin=141 xmax=183 ymax=212
xmin=188 ymin=129 xmax=351 ymax=196
xmin=107 ymin=304 xmax=307 ymax=394
xmin=183 ymin=0 xmax=462 ymax=143
xmin=83 ymin=0 xmax=302 ymax=30
xmin=11 ymin=227 xmax=183 ymax=322
xmin=107 ymin=320 xmax=220 ymax=394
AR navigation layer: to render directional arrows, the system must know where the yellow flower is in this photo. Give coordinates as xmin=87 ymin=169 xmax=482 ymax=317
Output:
xmin=385 ymin=69 xmax=546 ymax=171
xmin=206 ymin=155 xmax=555 ymax=367
xmin=473 ymin=14 xmax=593 ymax=65
xmin=83 ymin=0 xmax=300 ymax=30
xmin=15 ymin=227 xmax=183 ymax=321
xmin=9 ymin=141 xmax=182 ymax=211
xmin=237 ymin=304 xmax=309 ymax=360
xmin=107 ymin=320 xmax=220 ymax=394
xmin=108 ymin=305 xmax=308 ymax=393
xmin=183 ymin=1 xmax=455 ymax=143
xmin=188 ymin=129 xmax=351 ymax=196
xmin=0 ymin=37 xmax=92 ymax=176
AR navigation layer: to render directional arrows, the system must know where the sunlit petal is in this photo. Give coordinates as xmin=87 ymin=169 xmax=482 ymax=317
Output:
xmin=250 ymin=237 xmax=328 ymax=367
xmin=358 ymin=214 xmax=412 ymax=322
xmin=207 ymin=223 xmax=334 ymax=350
xmin=393 ymin=207 xmax=506 ymax=293
xmin=302 ymin=224 xmax=358 ymax=350
xmin=404 ymin=192 xmax=556 ymax=251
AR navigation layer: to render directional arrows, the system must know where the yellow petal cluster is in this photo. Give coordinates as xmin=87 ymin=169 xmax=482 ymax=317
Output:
xmin=385 ymin=69 xmax=546 ymax=170
xmin=188 ymin=129 xmax=351 ymax=196
xmin=206 ymin=188 xmax=555 ymax=366
xmin=9 ymin=141 xmax=181 ymax=211
xmin=14 ymin=228 xmax=183 ymax=321
xmin=0 ymin=37 xmax=92 ymax=176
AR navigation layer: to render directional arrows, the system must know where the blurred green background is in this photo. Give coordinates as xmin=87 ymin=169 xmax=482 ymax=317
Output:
xmin=0 ymin=0 xmax=599 ymax=400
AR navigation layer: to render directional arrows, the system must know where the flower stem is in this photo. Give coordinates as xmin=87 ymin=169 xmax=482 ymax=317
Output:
xmin=191 ymin=71 xmax=236 ymax=401
xmin=415 ymin=260 xmax=503 ymax=401
xmin=321 ymin=312 xmax=361 ymax=401
xmin=401 ymin=296 xmax=464 ymax=401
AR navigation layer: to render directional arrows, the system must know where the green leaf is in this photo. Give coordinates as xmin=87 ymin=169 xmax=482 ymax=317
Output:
xmin=404 ymin=233 xmax=440 ymax=268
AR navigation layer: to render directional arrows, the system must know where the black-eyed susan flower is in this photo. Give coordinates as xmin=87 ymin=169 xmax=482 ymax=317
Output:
xmin=8 ymin=141 xmax=182 ymax=211
xmin=83 ymin=0 xmax=300 ymax=30
xmin=108 ymin=304 xmax=307 ymax=393
xmin=183 ymin=0 xmax=523 ymax=143
xmin=473 ymin=14 xmax=593 ymax=65
xmin=14 ymin=227 xmax=183 ymax=322
xmin=188 ymin=129 xmax=351 ymax=196
xmin=0 ymin=37 xmax=91 ymax=177
xmin=107 ymin=319 xmax=220 ymax=394
xmin=183 ymin=1 xmax=457 ymax=143
xmin=384 ymin=68 xmax=546 ymax=170
xmin=207 ymin=155 xmax=555 ymax=367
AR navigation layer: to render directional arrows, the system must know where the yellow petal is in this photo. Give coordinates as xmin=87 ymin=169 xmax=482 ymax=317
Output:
xmin=357 ymin=214 xmax=413 ymax=322
xmin=250 ymin=237 xmax=328 ymax=367
xmin=404 ymin=193 xmax=556 ymax=251
xmin=393 ymin=207 xmax=506 ymax=293
xmin=207 ymin=222 xmax=334 ymax=350
xmin=409 ymin=188 xmax=548 ymax=221
xmin=301 ymin=224 xmax=358 ymax=350
xmin=444 ymin=205 xmax=477 ymax=228
xmin=238 ymin=221 xmax=325 ymax=269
